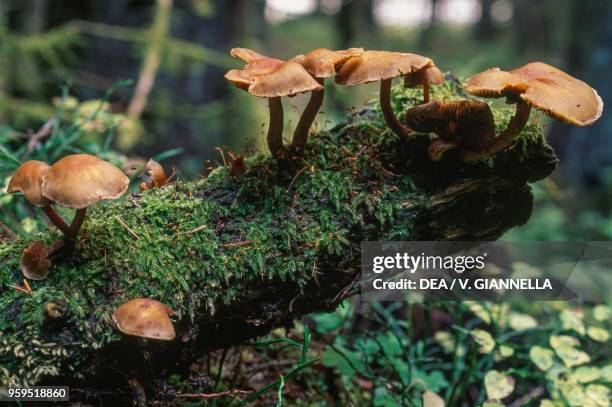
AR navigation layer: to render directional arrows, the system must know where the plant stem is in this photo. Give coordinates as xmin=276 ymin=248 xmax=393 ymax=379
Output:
xmin=291 ymin=78 xmax=324 ymax=157
xmin=41 ymin=206 xmax=70 ymax=235
xmin=380 ymin=79 xmax=412 ymax=138
xmin=267 ymin=97 xmax=289 ymax=161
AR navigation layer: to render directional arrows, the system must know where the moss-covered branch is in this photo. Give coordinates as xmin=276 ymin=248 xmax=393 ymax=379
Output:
xmin=0 ymin=80 xmax=557 ymax=402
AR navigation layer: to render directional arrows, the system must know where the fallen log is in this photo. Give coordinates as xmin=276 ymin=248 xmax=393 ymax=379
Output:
xmin=0 ymin=80 xmax=557 ymax=403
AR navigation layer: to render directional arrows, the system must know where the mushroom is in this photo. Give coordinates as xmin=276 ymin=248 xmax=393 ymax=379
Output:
xmin=7 ymin=160 xmax=70 ymax=235
xmin=41 ymin=154 xmax=129 ymax=241
xmin=230 ymin=47 xmax=281 ymax=64
xmin=113 ymin=298 xmax=176 ymax=341
xmin=225 ymin=61 xmax=323 ymax=162
xmin=462 ymin=61 xmax=603 ymax=161
xmin=289 ymin=47 xmax=363 ymax=156
xmin=335 ymin=50 xmax=433 ymax=138
xmin=139 ymin=159 xmax=167 ymax=190
xmin=403 ymin=65 xmax=444 ymax=104
xmin=20 ymin=240 xmax=52 ymax=280
xmin=405 ymin=100 xmax=496 ymax=161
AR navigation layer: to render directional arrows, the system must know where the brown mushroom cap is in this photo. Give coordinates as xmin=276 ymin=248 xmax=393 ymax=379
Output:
xmin=41 ymin=154 xmax=129 ymax=209
xmin=404 ymin=65 xmax=444 ymax=87
xmin=464 ymin=62 xmax=603 ymax=126
xmin=7 ymin=161 xmax=52 ymax=207
xmin=112 ymin=298 xmax=176 ymax=340
xmin=230 ymin=47 xmax=281 ymax=64
xmin=405 ymin=100 xmax=496 ymax=149
xmin=292 ymin=47 xmax=364 ymax=78
xmin=335 ymin=50 xmax=432 ymax=86
xmin=248 ymin=61 xmax=323 ymax=98
xmin=20 ymin=240 xmax=51 ymax=280
xmin=225 ymin=58 xmax=286 ymax=92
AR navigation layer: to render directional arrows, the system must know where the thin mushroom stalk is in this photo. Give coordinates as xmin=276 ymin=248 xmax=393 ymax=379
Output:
xmin=267 ymin=97 xmax=288 ymax=161
xmin=380 ymin=78 xmax=413 ymax=138
xmin=461 ymin=99 xmax=532 ymax=162
xmin=423 ymin=83 xmax=430 ymax=104
xmin=291 ymin=78 xmax=324 ymax=157
xmin=40 ymin=206 xmax=71 ymax=236
xmin=69 ymin=208 xmax=87 ymax=240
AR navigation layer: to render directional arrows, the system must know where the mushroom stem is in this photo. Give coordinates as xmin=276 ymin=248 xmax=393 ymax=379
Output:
xmin=267 ymin=97 xmax=289 ymax=161
xmin=380 ymin=78 xmax=413 ymax=138
xmin=291 ymin=78 xmax=324 ymax=157
xmin=423 ymin=83 xmax=430 ymax=104
xmin=41 ymin=206 xmax=71 ymax=235
xmin=462 ymin=99 xmax=532 ymax=162
xmin=69 ymin=208 xmax=87 ymax=239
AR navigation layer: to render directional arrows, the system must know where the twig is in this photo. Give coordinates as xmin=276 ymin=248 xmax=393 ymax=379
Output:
xmin=176 ymin=224 xmax=207 ymax=236
xmin=175 ymin=389 xmax=252 ymax=399
xmin=115 ymin=216 xmax=140 ymax=240
xmin=509 ymin=386 xmax=544 ymax=407
xmin=287 ymin=166 xmax=307 ymax=192
xmin=22 ymin=118 xmax=56 ymax=159
xmin=127 ymin=0 xmax=173 ymax=120
xmin=8 ymin=284 xmax=31 ymax=295
xmin=222 ymin=240 xmax=252 ymax=248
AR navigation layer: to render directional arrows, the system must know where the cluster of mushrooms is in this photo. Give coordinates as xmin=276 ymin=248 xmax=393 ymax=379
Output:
xmin=226 ymin=47 xmax=602 ymax=163
xmin=6 ymin=48 xmax=603 ymax=343
xmin=7 ymin=154 xmax=176 ymax=340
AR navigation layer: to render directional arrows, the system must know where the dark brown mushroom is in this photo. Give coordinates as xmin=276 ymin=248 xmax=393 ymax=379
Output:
xmin=405 ymin=100 xmax=496 ymax=160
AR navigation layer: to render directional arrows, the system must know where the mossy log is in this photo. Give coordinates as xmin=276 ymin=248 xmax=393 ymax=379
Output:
xmin=0 ymin=81 xmax=557 ymax=403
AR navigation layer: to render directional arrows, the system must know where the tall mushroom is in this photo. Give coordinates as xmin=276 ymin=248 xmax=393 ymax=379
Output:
xmin=335 ymin=50 xmax=433 ymax=138
xmin=7 ymin=160 xmax=70 ymax=235
xmin=113 ymin=298 xmax=176 ymax=341
xmin=41 ymin=154 xmax=129 ymax=242
xmin=289 ymin=47 xmax=363 ymax=156
xmin=405 ymin=100 xmax=496 ymax=160
xmin=404 ymin=65 xmax=444 ymax=104
xmin=461 ymin=61 xmax=603 ymax=161
xmin=225 ymin=61 xmax=323 ymax=162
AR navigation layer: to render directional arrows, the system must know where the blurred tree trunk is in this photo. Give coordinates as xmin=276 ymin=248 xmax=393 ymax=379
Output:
xmin=419 ymin=0 xmax=438 ymax=48
xmin=336 ymin=0 xmax=374 ymax=48
xmin=513 ymin=0 xmax=549 ymax=54
xmin=474 ymin=0 xmax=496 ymax=39
xmin=548 ymin=0 xmax=611 ymax=186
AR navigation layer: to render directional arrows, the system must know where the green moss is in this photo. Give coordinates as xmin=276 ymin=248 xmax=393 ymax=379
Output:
xmin=0 ymin=79 xmax=546 ymax=385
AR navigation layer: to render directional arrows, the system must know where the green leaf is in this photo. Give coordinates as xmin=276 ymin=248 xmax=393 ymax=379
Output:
xmin=554 ymin=345 xmax=590 ymax=368
xmin=422 ymin=390 xmax=445 ymax=407
xmin=470 ymin=329 xmax=495 ymax=353
xmin=593 ymin=304 xmax=611 ymax=322
xmin=560 ymin=309 xmax=585 ymax=335
xmin=586 ymin=326 xmax=609 ymax=342
xmin=484 ymin=370 xmax=514 ymax=400
xmin=509 ymin=313 xmax=537 ymax=331
xmin=529 ymin=346 xmax=555 ymax=371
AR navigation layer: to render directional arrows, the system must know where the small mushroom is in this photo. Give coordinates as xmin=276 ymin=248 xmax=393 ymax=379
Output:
xmin=405 ymin=100 xmax=496 ymax=161
xmin=7 ymin=161 xmax=70 ymax=235
xmin=42 ymin=154 xmax=129 ymax=241
xmin=226 ymin=61 xmax=323 ymax=162
xmin=403 ymin=65 xmax=444 ymax=104
xmin=462 ymin=61 xmax=603 ymax=161
xmin=289 ymin=47 xmax=363 ymax=156
xmin=20 ymin=240 xmax=52 ymax=280
xmin=335 ymin=50 xmax=433 ymax=138
xmin=113 ymin=298 xmax=176 ymax=341
xmin=139 ymin=159 xmax=167 ymax=190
